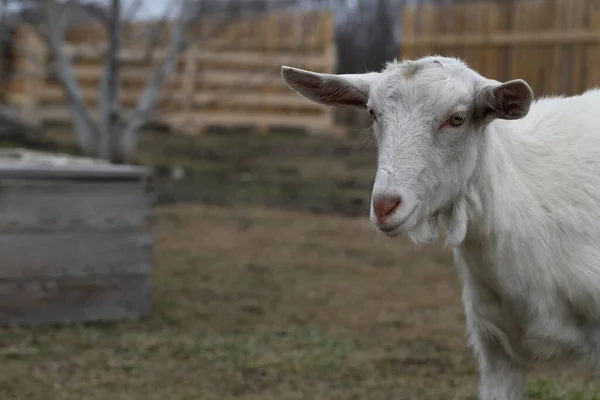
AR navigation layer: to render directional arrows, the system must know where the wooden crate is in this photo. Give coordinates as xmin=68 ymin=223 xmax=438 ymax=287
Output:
xmin=0 ymin=157 xmax=155 ymax=327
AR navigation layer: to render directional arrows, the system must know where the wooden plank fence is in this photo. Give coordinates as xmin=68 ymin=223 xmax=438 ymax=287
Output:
xmin=5 ymin=10 xmax=340 ymax=136
xmin=400 ymin=0 xmax=600 ymax=98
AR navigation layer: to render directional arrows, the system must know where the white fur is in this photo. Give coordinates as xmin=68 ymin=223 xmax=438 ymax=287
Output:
xmin=281 ymin=56 xmax=600 ymax=399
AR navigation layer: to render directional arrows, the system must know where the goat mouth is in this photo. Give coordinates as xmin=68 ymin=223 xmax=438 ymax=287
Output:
xmin=376 ymin=205 xmax=418 ymax=235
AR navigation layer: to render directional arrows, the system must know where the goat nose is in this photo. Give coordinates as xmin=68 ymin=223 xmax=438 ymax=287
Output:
xmin=373 ymin=194 xmax=401 ymax=221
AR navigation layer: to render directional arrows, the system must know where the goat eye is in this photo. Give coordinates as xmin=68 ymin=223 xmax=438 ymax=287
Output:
xmin=368 ymin=108 xmax=377 ymax=120
xmin=449 ymin=113 xmax=465 ymax=127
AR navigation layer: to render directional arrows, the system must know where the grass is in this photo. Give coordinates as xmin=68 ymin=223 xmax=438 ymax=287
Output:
xmin=1 ymin=128 xmax=600 ymax=398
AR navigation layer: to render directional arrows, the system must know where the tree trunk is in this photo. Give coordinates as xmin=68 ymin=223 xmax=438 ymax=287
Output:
xmin=41 ymin=0 xmax=194 ymax=164
xmin=98 ymin=0 xmax=121 ymax=161
xmin=108 ymin=124 xmax=128 ymax=164
xmin=116 ymin=124 xmax=138 ymax=164
xmin=72 ymin=112 xmax=99 ymax=156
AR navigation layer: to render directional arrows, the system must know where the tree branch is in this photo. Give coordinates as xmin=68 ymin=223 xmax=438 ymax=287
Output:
xmin=119 ymin=0 xmax=195 ymax=161
xmin=77 ymin=0 xmax=110 ymax=26
xmin=43 ymin=0 xmax=100 ymax=155
xmin=139 ymin=0 xmax=179 ymax=63
xmin=123 ymin=0 xmax=145 ymax=20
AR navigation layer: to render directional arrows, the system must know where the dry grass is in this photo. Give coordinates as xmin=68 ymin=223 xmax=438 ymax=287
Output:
xmin=1 ymin=204 xmax=600 ymax=399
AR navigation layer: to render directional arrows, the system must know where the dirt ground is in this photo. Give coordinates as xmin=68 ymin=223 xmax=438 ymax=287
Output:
xmin=1 ymin=129 xmax=600 ymax=399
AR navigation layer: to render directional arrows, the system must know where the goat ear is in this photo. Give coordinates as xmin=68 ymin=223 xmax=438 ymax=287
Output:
xmin=281 ymin=66 xmax=377 ymax=110
xmin=476 ymin=79 xmax=533 ymax=123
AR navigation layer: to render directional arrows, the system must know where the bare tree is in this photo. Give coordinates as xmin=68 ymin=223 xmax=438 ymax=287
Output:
xmin=0 ymin=0 xmax=195 ymax=162
xmin=1 ymin=0 xmax=345 ymax=159
xmin=25 ymin=0 xmax=195 ymax=163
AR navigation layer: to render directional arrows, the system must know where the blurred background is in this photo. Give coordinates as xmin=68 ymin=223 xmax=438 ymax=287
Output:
xmin=0 ymin=0 xmax=598 ymax=399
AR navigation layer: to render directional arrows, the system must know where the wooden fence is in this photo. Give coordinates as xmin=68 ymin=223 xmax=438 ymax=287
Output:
xmin=400 ymin=0 xmax=600 ymax=98
xmin=5 ymin=10 xmax=339 ymax=136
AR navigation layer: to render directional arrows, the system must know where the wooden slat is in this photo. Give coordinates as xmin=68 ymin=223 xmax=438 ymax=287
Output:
xmin=511 ymin=0 xmax=533 ymax=92
xmin=401 ymin=30 xmax=600 ymax=48
xmin=572 ymin=0 xmax=584 ymax=94
xmin=587 ymin=0 xmax=600 ymax=89
xmin=37 ymin=89 xmax=319 ymax=114
xmin=64 ymin=37 xmax=329 ymax=59
xmin=0 ymin=231 xmax=152 ymax=279
xmin=0 ymin=275 xmax=151 ymax=327
xmin=452 ymin=3 xmax=468 ymax=62
xmin=419 ymin=3 xmax=435 ymax=59
xmin=36 ymin=106 xmax=332 ymax=125
xmin=400 ymin=4 xmax=415 ymax=59
xmin=548 ymin=0 xmax=562 ymax=95
xmin=529 ymin=0 xmax=543 ymax=95
xmin=536 ymin=0 xmax=553 ymax=94
xmin=164 ymin=111 xmax=334 ymax=132
xmin=0 ymin=180 xmax=153 ymax=233
xmin=191 ymin=92 xmax=326 ymax=110
xmin=57 ymin=70 xmax=288 ymax=92
xmin=66 ymin=50 xmax=332 ymax=76
xmin=37 ymin=86 xmax=175 ymax=110
xmin=0 ymin=163 xmax=151 ymax=180
xmin=471 ymin=2 xmax=488 ymax=78
xmin=192 ymin=51 xmax=333 ymax=71
xmin=193 ymin=70 xmax=287 ymax=88
xmin=486 ymin=1 xmax=506 ymax=82
xmin=0 ymin=169 xmax=153 ymax=327
xmin=70 ymin=64 xmax=181 ymax=82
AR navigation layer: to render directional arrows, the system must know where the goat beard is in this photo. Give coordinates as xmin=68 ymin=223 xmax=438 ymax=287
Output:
xmin=407 ymin=198 xmax=468 ymax=248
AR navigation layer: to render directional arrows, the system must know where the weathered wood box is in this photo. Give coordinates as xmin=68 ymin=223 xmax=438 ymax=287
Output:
xmin=0 ymin=150 xmax=155 ymax=326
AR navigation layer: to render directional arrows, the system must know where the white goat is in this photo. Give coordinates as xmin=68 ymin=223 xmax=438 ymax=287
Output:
xmin=281 ymin=55 xmax=600 ymax=399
